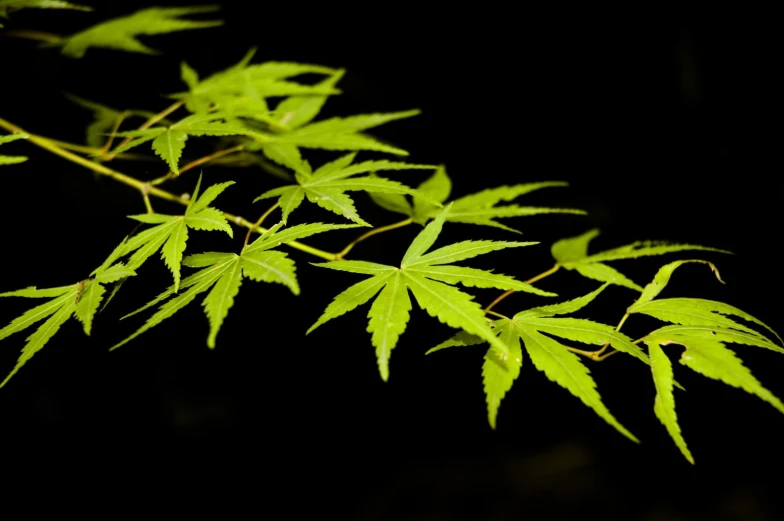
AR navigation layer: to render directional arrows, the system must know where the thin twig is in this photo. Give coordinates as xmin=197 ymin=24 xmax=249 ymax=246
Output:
xmin=484 ymin=264 xmax=561 ymax=314
xmin=103 ymin=100 xmax=184 ymax=161
xmin=334 ymin=218 xmax=413 ymax=260
xmin=244 ymin=203 xmax=279 ymax=247
xmin=151 ymin=144 xmax=245 ymax=186
xmin=0 ymin=116 xmax=337 ymax=261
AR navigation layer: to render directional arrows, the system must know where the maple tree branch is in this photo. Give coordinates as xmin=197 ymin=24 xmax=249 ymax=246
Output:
xmin=150 ymin=144 xmax=245 ymax=185
xmin=1 ymin=29 xmax=63 ymax=44
xmin=0 ymin=116 xmax=337 ymax=261
xmin=244 ymin=202 xmax=279 ymax=247
xmin=484 ymin=264 xmax=561 ymax=314
xmin=98 ymin=111 xmax=129 ymax=157
xmin=334 ymin=218 xmax=413 ymax=260
xmin=595 ymin=312 xmax=630 ymax=357
xmin=102 ymin=100 xmax=185 ymax=161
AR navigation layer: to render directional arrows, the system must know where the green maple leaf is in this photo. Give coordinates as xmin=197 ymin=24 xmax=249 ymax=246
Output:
xmin=267 ymin=110 xmax=421 ymax=156
xmin=0 ymin=240 xmax=136 ymax=387
xmin=59 ymin=6 xmax=223 ymax=58
xmin=254 ymin=152 xmax=441 ymax=226
xmin=176 ymin=48 xmax=339 ymax=117
xmin=110 ymin=111 xmax=267 ymax=174
xmin=371 ymin=166 xmax=585 ymax=232
xmin=113 ymin=222 xmax=359 ymax=350
xmin=0 ymin=0 xmax=90 ymax=26
xmin=122 ymin=175 xmax=234 ymax=291
xmin=551 ymin=229 xmax=731 ymax=291
xmin=308 ymin=205 xmax=555 ymax=381
xmin=428 ymin=284 xmax=646 ymax=436
xmin=619 ymin=259 xmax=784 ymax=462
xmin=0 ymin=133 xmax=28 ymax=165
xmin=64 ymin=94 xmax=159 ymax=149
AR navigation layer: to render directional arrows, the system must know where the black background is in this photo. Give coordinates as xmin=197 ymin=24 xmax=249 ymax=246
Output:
xmin=1 ymin=3 xmax=782 ymax=519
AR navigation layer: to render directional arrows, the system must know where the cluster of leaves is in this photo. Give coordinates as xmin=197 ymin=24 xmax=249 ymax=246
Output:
xmin=428 ymin=244 xmax=784 ymax=462
xmin=1 ymin=3 xmax=782 ymax=467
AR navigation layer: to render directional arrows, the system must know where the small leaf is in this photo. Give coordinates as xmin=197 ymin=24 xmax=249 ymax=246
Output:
xmin=241 ymin=250 xmax=299 ymax=294
xmin=519 ymin=328 xmax=638 ymax=442
xmin=368 ymin=272 xmax=412 ymax=381
xmin=60 ymin=6 xmax=223 ymax=58
xmin=203 ymin=258 xmax=243 ymax=348
xmin=631 ymin=260 xmax=723 ymax=309
xmin=75 ymin=281 xmax=106 ymax=336
xmin=675 ymin=337 xmax=784 ymax=414
xmin=483 ymin=321 xmax=522 ymax=429
xmin=648 ymin=340 xmax=694 ymax=463
xmin=152 ymin=129 xmax=188 ymax=174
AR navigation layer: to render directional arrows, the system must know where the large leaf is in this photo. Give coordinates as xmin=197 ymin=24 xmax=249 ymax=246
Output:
xmin=60 ymin=6 xmax=223 ymax=58
xmin=254 ymin=153 xmax=439 ymax=225
xmin=371 ymin=167 xmax=583 ymax=231
xmin=114 ymin=222 xmax=354 ymax=350
xmin=122 ymin=175 xmax=234 ymax=290
xmin=309 ymin=207 xmax=547 ymax=381
xmin=428 ymin=285 xmax=642 ymax=438
xmin=0 ymin=244 xmax=136 ymax=387
xmin=551 ymin=229 xmax=730 ymax=291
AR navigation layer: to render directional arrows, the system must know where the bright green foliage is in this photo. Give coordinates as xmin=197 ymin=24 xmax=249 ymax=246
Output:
xmin=308 ymin=206 xmax=551 ymax=381
xmin=254 ymin=152 xmax=440 ymax=225
xmin=122 ymin=175 xmax=234 ymax=291
xmin=0 ymin=133 xmax=28 ymax=165
xmin=428 ymin=285 xmax=639 ymax=438
xmin=268 ymin=110 xmax=420 ymax=156
xmin=110 ymin=112 xmax=265 ymax=174
xmin=551 ymin=229 xmax=730 ymax=291
xmin=631 ymin=260 xmax=783 ymax=352
xmin=371 ymin=167 xmax=584 ymax=231
xmin=64 ymin=94 xmax=159 ymax=149
xmin=0 ymin=241 xmax=135 ymax=387
xmin=620 ymin=260 xmax=784 ymax=462
xmin=60 ymin=6 xmax=223 ymax=58
xmin=176 ymin=48 xmax=339 ymax=117
xmin=647 ymin=340 xmax=693 ymax=463
xmin=113 ymin=222 xmax=358 ymax=350
xmin=0 ymin=0 xmax=89 ymax=26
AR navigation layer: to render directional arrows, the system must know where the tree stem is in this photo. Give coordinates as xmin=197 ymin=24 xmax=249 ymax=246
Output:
xmin=334 ymin=218 xmax=412 ymax=260
xmin=484 ymin=264 xmax=561 ymax=314
xmin=103 ymin=100 xmax=184 ymax=161
xmin=244 ymin=203 xmax=279 ymax=247
xmin=0 ymin=116 xmax=337 ymax=261
xmin=151 ymin=144 xmax=245 ymax=185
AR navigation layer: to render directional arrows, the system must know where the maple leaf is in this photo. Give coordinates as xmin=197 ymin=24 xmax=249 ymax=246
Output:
xmin=109 ymin=111 xmax=268 ymax=174
xmin=59 ymin=6 xmax=223 ymax=58
xmin=64 ymin=94 xmax=159 ymax=149
xmin=427 ymin=284 xmax=643 ymax=437
xmin=371 ymin=166 xmax=585 ymax=232
xmin=266 ymin=110 xmax=421 ymax=156
xmin=176 ymin=48 xmax=339 ymax=117
xmin=0 ymin=0 xmax=90 ymax=26
xmin=122 ymin=175 xmax=234 ymax=291
xmin=254 ymin=152 xmax=442 ymax=226
xmin=0 ymin=132 xmax=28 ymax=165
xmin=113 ymin=222 xmax=359 ymax=350
xmin=0 ymin=240 xmax=136 ymax=387
xmin=308 ymin=205 xmax=555 ymax=381
xmin=626 ymin=260 xmax=784 ymax=463
xmin=551 ymin=229 xmax=731 ymax=291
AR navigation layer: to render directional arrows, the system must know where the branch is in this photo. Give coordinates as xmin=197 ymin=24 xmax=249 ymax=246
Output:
xmin=0 ymin=116 xmax=338 ymax=261
xmin=484 ymin=264 xmax=561 ymax=314
xmin=334 ymin=218 xmax=412 ymax=260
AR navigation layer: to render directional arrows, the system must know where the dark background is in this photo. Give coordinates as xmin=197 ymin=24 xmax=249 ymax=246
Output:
xmin=1 ymin=3 xmax=782 ymax=519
